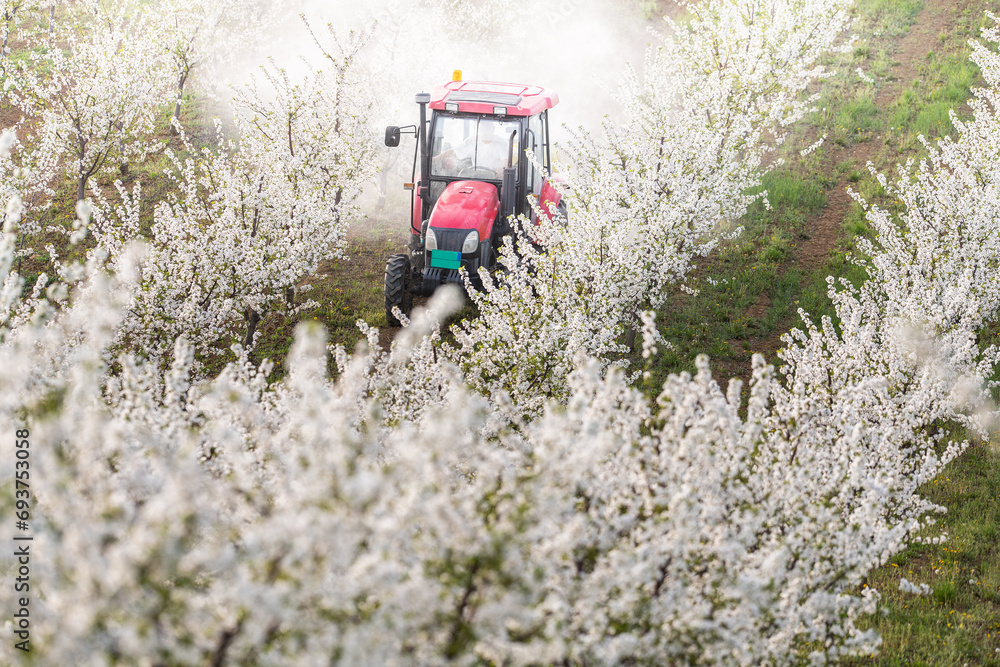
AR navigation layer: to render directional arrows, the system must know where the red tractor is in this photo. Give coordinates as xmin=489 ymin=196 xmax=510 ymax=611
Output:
xmin=382 ymin=72 xmax=563 ymax=325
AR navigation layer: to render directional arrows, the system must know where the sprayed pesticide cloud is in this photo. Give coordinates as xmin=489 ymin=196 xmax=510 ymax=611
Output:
xmin=232 ymin=0 xmax=660 ymax=136
xmin=212 ymin=0 xmax=669 ymax=222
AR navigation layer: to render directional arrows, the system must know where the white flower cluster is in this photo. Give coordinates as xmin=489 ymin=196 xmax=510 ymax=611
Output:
xmin=0 ymin=126 xmax=58 ymax=260
xmin=3 ymin=2 xmax=1000 ymax=666
xmin=0 ymin=0 xmax=305 ymax=325
xmin=776 ymin=10 xmax=1000 ymax=537
xmin=899 ymin=578 xmax=931 ymax=596
xmin=0 ymin=273 xmax=890 ymax=664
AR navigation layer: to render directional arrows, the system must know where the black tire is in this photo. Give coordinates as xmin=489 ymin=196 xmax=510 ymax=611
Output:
xmin=384 ymin=253 xmax=413 ymax=327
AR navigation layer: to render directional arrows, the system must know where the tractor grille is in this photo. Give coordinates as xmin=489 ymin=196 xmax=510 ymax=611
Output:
xmin=432 ymin=228 xmax=471 ymax=253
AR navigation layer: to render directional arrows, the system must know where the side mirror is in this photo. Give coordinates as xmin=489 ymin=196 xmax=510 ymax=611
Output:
xmin=384 ymin=126 xmax=401 ymax=147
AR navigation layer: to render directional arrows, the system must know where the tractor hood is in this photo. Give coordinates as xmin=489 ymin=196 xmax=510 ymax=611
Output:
xmin=428 ymin=181 xmax=499 ymax=239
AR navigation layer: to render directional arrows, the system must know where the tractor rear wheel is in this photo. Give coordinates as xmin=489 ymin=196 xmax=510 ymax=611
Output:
xmin=384 ymin=253 xmax=413 ymax=327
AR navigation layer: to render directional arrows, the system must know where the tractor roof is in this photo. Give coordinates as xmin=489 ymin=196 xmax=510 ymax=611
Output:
xmin=429 ymin=80 xmax=559 ymax=117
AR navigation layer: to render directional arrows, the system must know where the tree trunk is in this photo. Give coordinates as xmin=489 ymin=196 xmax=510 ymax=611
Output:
xmin=171 ymin=74 xmax=187 ymax=134
xmin=48 ymin=2 xmax=55 ymax=34
xmin=77 ymin=174 xmax=85 ymax=204
xmin=171 ymin=98 xmax=183 ymax=133
xmin=210 ymin=619 xmax=243 ymax=667
xmin=243 ymin=308 xmax=261 ymax=349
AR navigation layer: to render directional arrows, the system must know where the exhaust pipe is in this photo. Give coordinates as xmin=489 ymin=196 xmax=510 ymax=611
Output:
xmin=416 ymin=92 xmax=431 ymax=218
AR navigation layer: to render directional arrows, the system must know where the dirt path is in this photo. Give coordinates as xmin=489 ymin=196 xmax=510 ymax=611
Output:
xmin=741 ymin=0 xmax=964 ymax=366
xmin=801 ymin=0 xmax=974 ymax=276
xmin=876 ymin=0 xmax=976 ymax=108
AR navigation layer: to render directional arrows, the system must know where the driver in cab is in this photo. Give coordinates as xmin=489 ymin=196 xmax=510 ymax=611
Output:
xmin=433 ymin=122 xmax=513 ymax=179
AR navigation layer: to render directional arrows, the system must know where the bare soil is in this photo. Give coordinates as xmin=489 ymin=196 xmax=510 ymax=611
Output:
xmin=739 ymin=0 xmax=960 ymax=369
xmin=876 ymin=0 xmax=976 ymax=108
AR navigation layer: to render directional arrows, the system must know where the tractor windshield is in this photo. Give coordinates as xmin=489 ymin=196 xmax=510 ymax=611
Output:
xmin=430 ymin=116 xmax=520 ymax=180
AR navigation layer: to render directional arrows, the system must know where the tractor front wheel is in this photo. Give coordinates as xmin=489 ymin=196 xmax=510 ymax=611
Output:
xmin=384 ymin=253 xmax=413 ymax=327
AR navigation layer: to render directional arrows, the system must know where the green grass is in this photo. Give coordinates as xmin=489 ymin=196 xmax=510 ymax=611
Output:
xmin=844 ymin=441 xmax=1000 ymax=666
xmin=858 ymin=0 xmax=926 ymax=37
xmin=253 ymin=217 xmax=403 ymax=381
xmin=644 ymin=167 xmax=829 ymax=385
xmin=887 ymin=51 xmax=981 ymax=145
xmin=830 ymin=91 xmax=881 ymax=147
xmin=751 ymin=171 xmax=828 ymax=219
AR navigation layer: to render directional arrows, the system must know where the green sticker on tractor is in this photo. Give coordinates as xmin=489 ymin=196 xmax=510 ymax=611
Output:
xmin=430 ymin=250 xmax=462 ymax=270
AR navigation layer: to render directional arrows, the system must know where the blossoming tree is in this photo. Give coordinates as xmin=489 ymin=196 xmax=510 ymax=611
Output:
xmin=151 ymin=0 xmax=290 ymax=128
xmin=10 ymin=1 xmax=168 ymax=202
xmin=88 ymin=24 xmax=377 ymax=369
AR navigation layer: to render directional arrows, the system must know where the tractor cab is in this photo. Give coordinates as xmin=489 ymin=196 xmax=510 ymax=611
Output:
xmin=382 ymin=73 xmax=563 ymax=326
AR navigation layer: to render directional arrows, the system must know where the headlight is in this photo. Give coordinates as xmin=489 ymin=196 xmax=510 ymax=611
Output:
xmin=425 ymin=227 xmax=437 ymax=251
xmin=461 ymin=229 xmax=479 ymax=254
